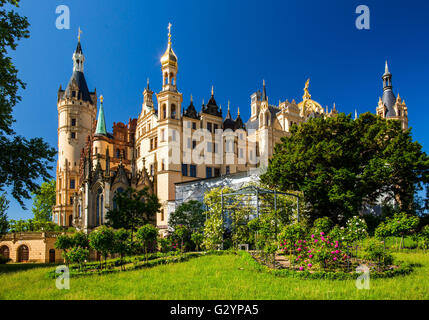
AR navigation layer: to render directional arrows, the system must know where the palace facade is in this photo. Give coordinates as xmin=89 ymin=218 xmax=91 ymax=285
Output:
xmin=52 ymin=26 xmax=408 ymax=233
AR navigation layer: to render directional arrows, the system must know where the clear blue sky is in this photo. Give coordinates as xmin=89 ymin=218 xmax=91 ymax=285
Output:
xmin=6 ymin=0 xmax=429 ymax=219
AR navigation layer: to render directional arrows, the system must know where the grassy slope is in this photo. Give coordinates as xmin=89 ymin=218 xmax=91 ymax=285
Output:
xmin=0 ymin=252 xmax=428 ymax=300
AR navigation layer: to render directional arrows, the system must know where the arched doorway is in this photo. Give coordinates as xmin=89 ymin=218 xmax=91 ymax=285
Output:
xmin=49 ymin=249 xmax=56 ymax=263
xmin=17 ymin=245 xmax=29 ymax=262
xmin=0 ymin=246 xmax=9 ymax=259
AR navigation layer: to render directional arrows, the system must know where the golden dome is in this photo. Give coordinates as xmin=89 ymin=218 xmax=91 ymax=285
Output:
xmin=161 ymin=23 xmax=177 ymax=67
xmin=297 ymin=79 xmax=324 ymax=116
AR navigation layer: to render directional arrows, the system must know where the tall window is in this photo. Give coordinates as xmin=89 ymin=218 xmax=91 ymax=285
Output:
xmin=181 ymin=164 xmax=188 ymax=176
xmin=96 ymin=188 xmax=103 ymax=226
xmin=190 ymin=165 xmax=197 ymax=177
xmin=207 ymin=122 xmax=212 ymax=132
xmin=71 ymin=118 xmax=76 ymax=126
xmin=70 ymin=179 xmax=75 ymax=189
xmin=206 ymin=166 xmax=212 ymax=178
xmin=171 ymin=104 xmax=177 ymax=119
xmin=226 ymin=166 xmax=230 ymax=175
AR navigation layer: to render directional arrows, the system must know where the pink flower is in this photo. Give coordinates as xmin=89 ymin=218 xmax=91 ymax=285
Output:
xmin=321 ymin=237 xmax=325 ymax=241
xmin=309 ymin=255 xmax=313 ymax=258
xmin=335 ymin=244 xmax=339 ymax=248
xmin=320 ymin=232 xmax=325 ymax=236
xmin=333 ymin=257 xmax=337 ymax=261
xmin=297 ymin=248 xmax=302 ymax=252
xmin=335 ymin=250 xmax=339 ymax=254
xmin=308 ymin=263 xmax=312 ymax=268
xmin=331 ymin=251 xmax=335 ymax=254
xmin=298 ymin=256 xmax=302 ymax=259
xmin=311 ymin=234 xmax=315 ymax=238
xmin=303 ymin=240 xmax=307 ymax=243
xmin=298 ymin=240 xmax=302 ymax=244
xmin=314 ymin=239 xmax=318 ymax=243
xmin=299 ymin=267 xmax=304 ymax=271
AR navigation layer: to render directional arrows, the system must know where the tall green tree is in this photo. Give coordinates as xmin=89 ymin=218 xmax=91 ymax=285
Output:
xmin=0 ymin=1 xmax=56 ymax=208
xmin=31 ymin=179 xmax=56 ymax=221
xmin=262 ymin=113 xmax=429 ymax=224
xmin=168 ymin=200 xmax=205 ymax=232
xmin=0 ymin=193 xmax=9 ymax=235
xmin=106 ymin=187 xmax=160 ymax=240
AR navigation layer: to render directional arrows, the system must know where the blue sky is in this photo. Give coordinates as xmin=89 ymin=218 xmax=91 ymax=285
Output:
xmin=6 ymin=0 xmax=429 ymax=219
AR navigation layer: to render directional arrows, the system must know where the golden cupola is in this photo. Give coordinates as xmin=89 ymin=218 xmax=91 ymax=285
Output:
xmin=298 ymin=79 xmax=324 ymax=118
xmin=161 ymin=23 xmax=178 ymax=67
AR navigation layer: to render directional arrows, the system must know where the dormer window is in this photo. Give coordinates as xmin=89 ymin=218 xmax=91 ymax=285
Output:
xmin=72 ymin=91 xmax=76 ymax=97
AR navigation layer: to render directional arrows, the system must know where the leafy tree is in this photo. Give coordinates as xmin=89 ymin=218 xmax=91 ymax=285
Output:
xmin=168 ymin=200 xmax=205 ymax=232
xmin=31 ymin=179 xmax=56 ymax=221
xmin=173 ymin=225 xmax=189 ymax=253
xmin=191 ymin=232 xmax=204 ymax=251
xmin=262 ymin=113 xmax=429 ymax=224
xmin=0 ymin=193 xmax=9 ymax=235
xmin=65 ymin=247 xmax=89 ymax=271
xmin=136 ymin=224 xmax=158 ymax=263
xmin=88 ymin=226 xmax=115 ymax=269
xmin=0 ymin=1 xmax=56 ymax=208
xmin=386 ymin=212 xmax=419 ymax=249
xmin=55 ymin=234 xmax=74 ymax=266
xmin=106 ymin=187 xmax=160 ymax=240
xmin=113 ymin=229 xmax=131 ymax=270
xmin=8 ymin=218 xmax=62 ymax=232
xmin=72 ymin=231 xmax=89 ymax=249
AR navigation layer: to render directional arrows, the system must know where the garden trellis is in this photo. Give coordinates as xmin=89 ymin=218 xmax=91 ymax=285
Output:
xmin=219 ymin=186 xmax=301 ymax=246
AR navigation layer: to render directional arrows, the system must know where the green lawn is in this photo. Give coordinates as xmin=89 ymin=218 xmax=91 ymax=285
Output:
xmin=0 ymin=252 xmax=428 ymax=300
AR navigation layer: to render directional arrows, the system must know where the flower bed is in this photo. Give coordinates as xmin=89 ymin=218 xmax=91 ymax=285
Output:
xmin=243 ymin=251 xmax=413 ymax=280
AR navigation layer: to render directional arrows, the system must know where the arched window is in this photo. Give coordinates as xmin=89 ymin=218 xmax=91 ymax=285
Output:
xmin=162 ymin=104 xmax=167 ymax=119
xmin=96 ymin=188 xmax=103 ymax=226
xmin=164 ymin=72 xmax=168 ymax=85
xmin=113 ymin=187 xmax=124 ymax=210
xmin=171 ymin=104 xmax=177 ymax=119
xmin=49 ymin=249 xmax=55 ymax=263
xmin=17 ymin=245 xmax=29 ymax=262
xmin=0 ymin=246 xmax=9 ymax=259
xmin=68 ymin=215 xmax=73 ymax=227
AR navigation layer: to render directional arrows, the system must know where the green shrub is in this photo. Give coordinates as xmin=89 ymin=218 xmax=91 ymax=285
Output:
xmin=0 ymin=256 xmax=10 ymax=264
xmin=362 ymin=238 xmax=393 ymax=267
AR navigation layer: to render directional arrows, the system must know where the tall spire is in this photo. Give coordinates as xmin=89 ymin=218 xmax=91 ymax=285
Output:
xmin=73 ymin=27 xmax=84 ymax=72
xmin=385 ymin=60 xmax=389 ymax=74
xmin=211 ymin=85 xmax=214 ymax=96
xmin=95 ymin=95 xmax=107 ymax=135
xmin=262 ymin=79 xmax=267 ymax=101
xmin=160 ymin=22 xmax=177 ymax=67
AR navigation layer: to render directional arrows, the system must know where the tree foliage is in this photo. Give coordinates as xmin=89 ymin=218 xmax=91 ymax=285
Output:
xmin=0 ymin=1 xmax=56 ymax=207
xmin=0 ymin=193 xmax=9 ymax=235
xmin=106 ymin=187 xmax=160 ymax=238
xmin=168 ymin=200 xmax=205 ymax=232
xmin=262 ymin=113 xmax=429 ymax=224
xmin=31 ymin=179 xmax=56 ymax=221
xmin=136 ymin=224 xmax=158 ymax=263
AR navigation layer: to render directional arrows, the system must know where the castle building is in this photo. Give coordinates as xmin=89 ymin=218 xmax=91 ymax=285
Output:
xmin=52 ymin=26 xmax=408 ymax=233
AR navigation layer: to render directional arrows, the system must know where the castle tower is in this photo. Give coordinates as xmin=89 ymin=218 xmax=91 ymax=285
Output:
xmin=376 ymin=61 xmax=408 ymax=129
xmin=154 ymin=23 xmax=183 ymax=228
xmin=53 ymin=30 xmax=97 ymax=227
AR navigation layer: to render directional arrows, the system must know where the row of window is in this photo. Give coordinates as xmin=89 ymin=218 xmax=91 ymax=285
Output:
xmin=181 ymin=164 xmax=224 ymax=178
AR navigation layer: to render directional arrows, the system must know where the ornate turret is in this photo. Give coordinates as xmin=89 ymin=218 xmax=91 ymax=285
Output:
xmin=183 ymin=94 xmax=199 ymax=119
xmin=95 ymin=95 xmax=107 ymax=135
xmin=381 ymin=61 xmax=397 ymax=117
xmin=202 ymin=86 xmax=222 ymax=117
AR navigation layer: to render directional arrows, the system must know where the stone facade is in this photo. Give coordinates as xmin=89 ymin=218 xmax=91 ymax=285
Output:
xmin=0 ymin=232 xmax=65 ymax=263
